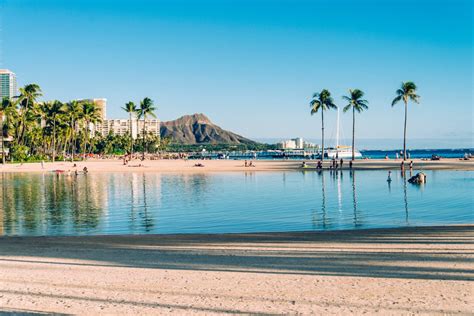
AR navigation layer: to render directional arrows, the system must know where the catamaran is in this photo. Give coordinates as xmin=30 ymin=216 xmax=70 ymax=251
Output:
xmin=325 ymin=108 xmax=362 ymax=159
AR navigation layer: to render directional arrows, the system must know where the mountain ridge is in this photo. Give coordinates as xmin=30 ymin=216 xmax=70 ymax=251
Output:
xmin=160 ymin=113 xmax=257 ymax=145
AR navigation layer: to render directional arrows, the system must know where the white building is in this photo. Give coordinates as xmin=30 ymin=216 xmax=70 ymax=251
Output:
xmin=277 ymin=137 xmax=305 ymax=150
xmin=277 ymin=139 xmax=297 ymax=149
xmin=0 ymin=69 xmax=17 ymax=99
xmin=95 ymin=119 xmax=160 ymax=139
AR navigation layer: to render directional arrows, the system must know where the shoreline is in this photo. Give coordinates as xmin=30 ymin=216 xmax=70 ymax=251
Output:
xmin=0 ymin=158 xmax=473 ymax=173
xmin=0 ymin=225 xmax=472 ymax=314
xmin=1 ymin=223 xmax=472 ymax=240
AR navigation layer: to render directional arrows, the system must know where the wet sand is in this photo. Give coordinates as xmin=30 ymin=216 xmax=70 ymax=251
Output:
xmin=0 ymin=225 xmax=473 ymax=314
xmin=0 ymin=158 xmax=473 ymax=173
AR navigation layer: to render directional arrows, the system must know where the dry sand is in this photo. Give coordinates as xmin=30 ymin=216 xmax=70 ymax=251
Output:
xmin=0 ymin=158 xmax=473 ymax=173
xmin=0 ymin=225 xmax=473 ymax=315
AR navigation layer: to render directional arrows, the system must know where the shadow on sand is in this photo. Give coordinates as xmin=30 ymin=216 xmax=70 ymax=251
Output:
xmin=0 ymin=225 xmax=473 ymax=282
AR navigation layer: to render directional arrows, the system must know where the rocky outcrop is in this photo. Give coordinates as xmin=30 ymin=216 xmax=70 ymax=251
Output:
xmin=408 ymin=172 xmax=427 ymax=184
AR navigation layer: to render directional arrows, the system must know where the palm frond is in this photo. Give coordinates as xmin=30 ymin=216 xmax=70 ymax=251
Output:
xmin=391 ymin=95 xmax=402 ymax=106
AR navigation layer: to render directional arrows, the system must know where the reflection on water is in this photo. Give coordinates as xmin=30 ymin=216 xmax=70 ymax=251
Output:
xmin=0 ymin=170 xmax=472 ymax=236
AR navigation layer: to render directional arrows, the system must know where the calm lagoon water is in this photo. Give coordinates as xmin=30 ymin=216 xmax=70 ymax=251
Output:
xmin=0 ymin=170 xmax=472 ymax=237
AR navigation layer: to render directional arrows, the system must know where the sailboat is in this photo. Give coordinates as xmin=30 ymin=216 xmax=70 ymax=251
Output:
xmin=325 ymin=108 xmax=362 ymax=159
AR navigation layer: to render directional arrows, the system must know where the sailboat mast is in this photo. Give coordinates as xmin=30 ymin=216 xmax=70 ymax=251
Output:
xmin=336 ymin=107 xmax=340 ymax=148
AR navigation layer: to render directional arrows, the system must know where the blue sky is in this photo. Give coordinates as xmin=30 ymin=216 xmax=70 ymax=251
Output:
xmin=0 ymin=0 xmax=472 ymax=147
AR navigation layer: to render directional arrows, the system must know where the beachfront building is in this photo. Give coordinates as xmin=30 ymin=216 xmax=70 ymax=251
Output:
xmin=95 ymin=119 xmax=135 ymax=137
xmin=137 ymin=119 xmax=160 ymax=138
xmin=0 ymin=69 xmax=17 ymax=99
xmin=277 ymin=137 xmax=318 ymax=150
xmin=278 ymin=139 xmax=298 ymax=149
xmin=95 ymin=118 xmax=160 ymax=139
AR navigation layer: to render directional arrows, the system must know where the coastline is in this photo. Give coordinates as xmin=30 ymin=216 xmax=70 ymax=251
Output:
xmin=1 ymin=225 xmax=472 ymax=314
xmin=0 ymin=158 xmax=473 ymax=173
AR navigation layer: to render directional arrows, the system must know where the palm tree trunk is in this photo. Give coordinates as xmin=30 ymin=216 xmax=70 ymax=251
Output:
xmin=52 ymin=119 xmax=56 ymax=162
xmin=71 ymin=120 xmax=75 ymax=162
xmin=403 ymin=100 xmax=407 ymax=160
xmin=1 ymin=114 xmax=5 ymax=164
xmin=83 ymin=121 xmax=88 ymax=160
xmin=321 ymin=109 xmax=325 ymax=161
xmin=18 ymin=96 xmax=31 ymax=146
xmin=142 ymin=115 xmax=146 ymax=160
xmin=129 ymin=112 xmax=134 ymax=155
xmin=352 ymin=107 xmax=355 ymax=161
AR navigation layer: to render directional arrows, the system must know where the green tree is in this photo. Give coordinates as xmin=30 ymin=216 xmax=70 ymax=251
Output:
xmin=122 ymin=101 xmax=137 ymax=155
xmin=16 ymin=84 xmax=42 ymax=146
xmin=391 ymin=82 xmax=420 ymax=160
xmin=137 ymin=97 xmax=156 ymax=160
xmin=0 ymin=97 xmax=16 ymax=164
xmin=342 ymin=89 xmax=369 ymax=161
xmin=309 ymin=89 xmax=337 ymax=160
xmin=42 ymin=100 xmax=66 ymax=162
xmin=65 ymin=101 xmax=82 ymax=161
xmin=78 ymin=102 xmax=102 ymax=159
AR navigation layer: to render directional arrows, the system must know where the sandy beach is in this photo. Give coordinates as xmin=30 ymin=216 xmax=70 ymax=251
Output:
xmin=0 ymin=158 xmax=473 ymax=173
xmin=0 ymin=225 xmax=472 ymax=315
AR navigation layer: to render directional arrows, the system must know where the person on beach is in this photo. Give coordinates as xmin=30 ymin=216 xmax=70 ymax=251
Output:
xmin=349 ymin=160 xmax=353 ymax=169
xmin=396 ymin=153 xmax=399 ymax=160
xmin=409 ymin=160 xmax=413 ymax=170
xmin=340 ymin=158 xmax=343 ymax=168
xmin=387 ymin=171 xmax=392 ymax=182
xmin=83 ymin=166 xmax=88 ymax=174
xmin=244 ymin=160 xmax=248 ymax=167
xmin=317 ymin=160 xmax=322 ymax=169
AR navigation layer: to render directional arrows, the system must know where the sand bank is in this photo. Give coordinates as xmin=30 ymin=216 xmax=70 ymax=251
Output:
xmin=0 ymin=158 xmax=473 ymax=173
xmin=0 ymin=225 xmax=472 ymax=314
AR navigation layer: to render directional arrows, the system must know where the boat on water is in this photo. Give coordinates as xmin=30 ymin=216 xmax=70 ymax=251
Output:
xmin=325 ymin=108 xmax=362 ymax=159
xmin=326 ymin=145 xmax=362 ymax=159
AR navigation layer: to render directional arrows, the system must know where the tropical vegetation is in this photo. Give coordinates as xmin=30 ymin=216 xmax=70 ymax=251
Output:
xmin=342 ymin=89 xmax=369 ymax=161
xmin=0 ymin=84 xmax=164 ymax=163
xmin=309 ymin=89 xmax=337 ymax=160
xmin=392 ymin=81 xmax=420 ymax=160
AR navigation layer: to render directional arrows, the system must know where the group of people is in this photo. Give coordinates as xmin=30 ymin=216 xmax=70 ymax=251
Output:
xmin=244 ymin=160 xmax=255 ymax=167
xmin=400 ymin=160 xmax=414 ymax=171
xmin=385 ymin=151 xmax=411 ymax=160
xmin=303 ymin=158 xmax=352 ymax=170
xmin=53 ymin=164 xmax=88 ymax=176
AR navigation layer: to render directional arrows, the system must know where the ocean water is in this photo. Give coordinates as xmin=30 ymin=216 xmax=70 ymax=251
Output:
xmin=0 ymin=170 xmax=472 ymax=237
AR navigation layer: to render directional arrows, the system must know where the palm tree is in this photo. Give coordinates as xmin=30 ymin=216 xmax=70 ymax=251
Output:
xmin=42 ymin=100 xmax=66 ymax=162
xmin=0 ymin=97 xmax=16 ymax=164
xmin=342 ymin=89 xmax=369 ymax=161
xmin=310 ymin=89 xmax=337 ymax=160
xmin=65 ymin=101 xmax=82 ymax=161
xmin=16 ymin=84 xmax=42 ymax=146
xmin=392 ymin=82 xmax=420 ymax=160
xmin=137 ymin=97 xmax=156 ymax=160
xmin=78 ymin=101 xmax=102 ymax=159
xmin=122 ymin=101 xmax=137 ymax=155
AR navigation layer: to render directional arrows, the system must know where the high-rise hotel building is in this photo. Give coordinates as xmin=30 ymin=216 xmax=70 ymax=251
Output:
xmin=0 ymin=69 xmax=17 ymax=99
